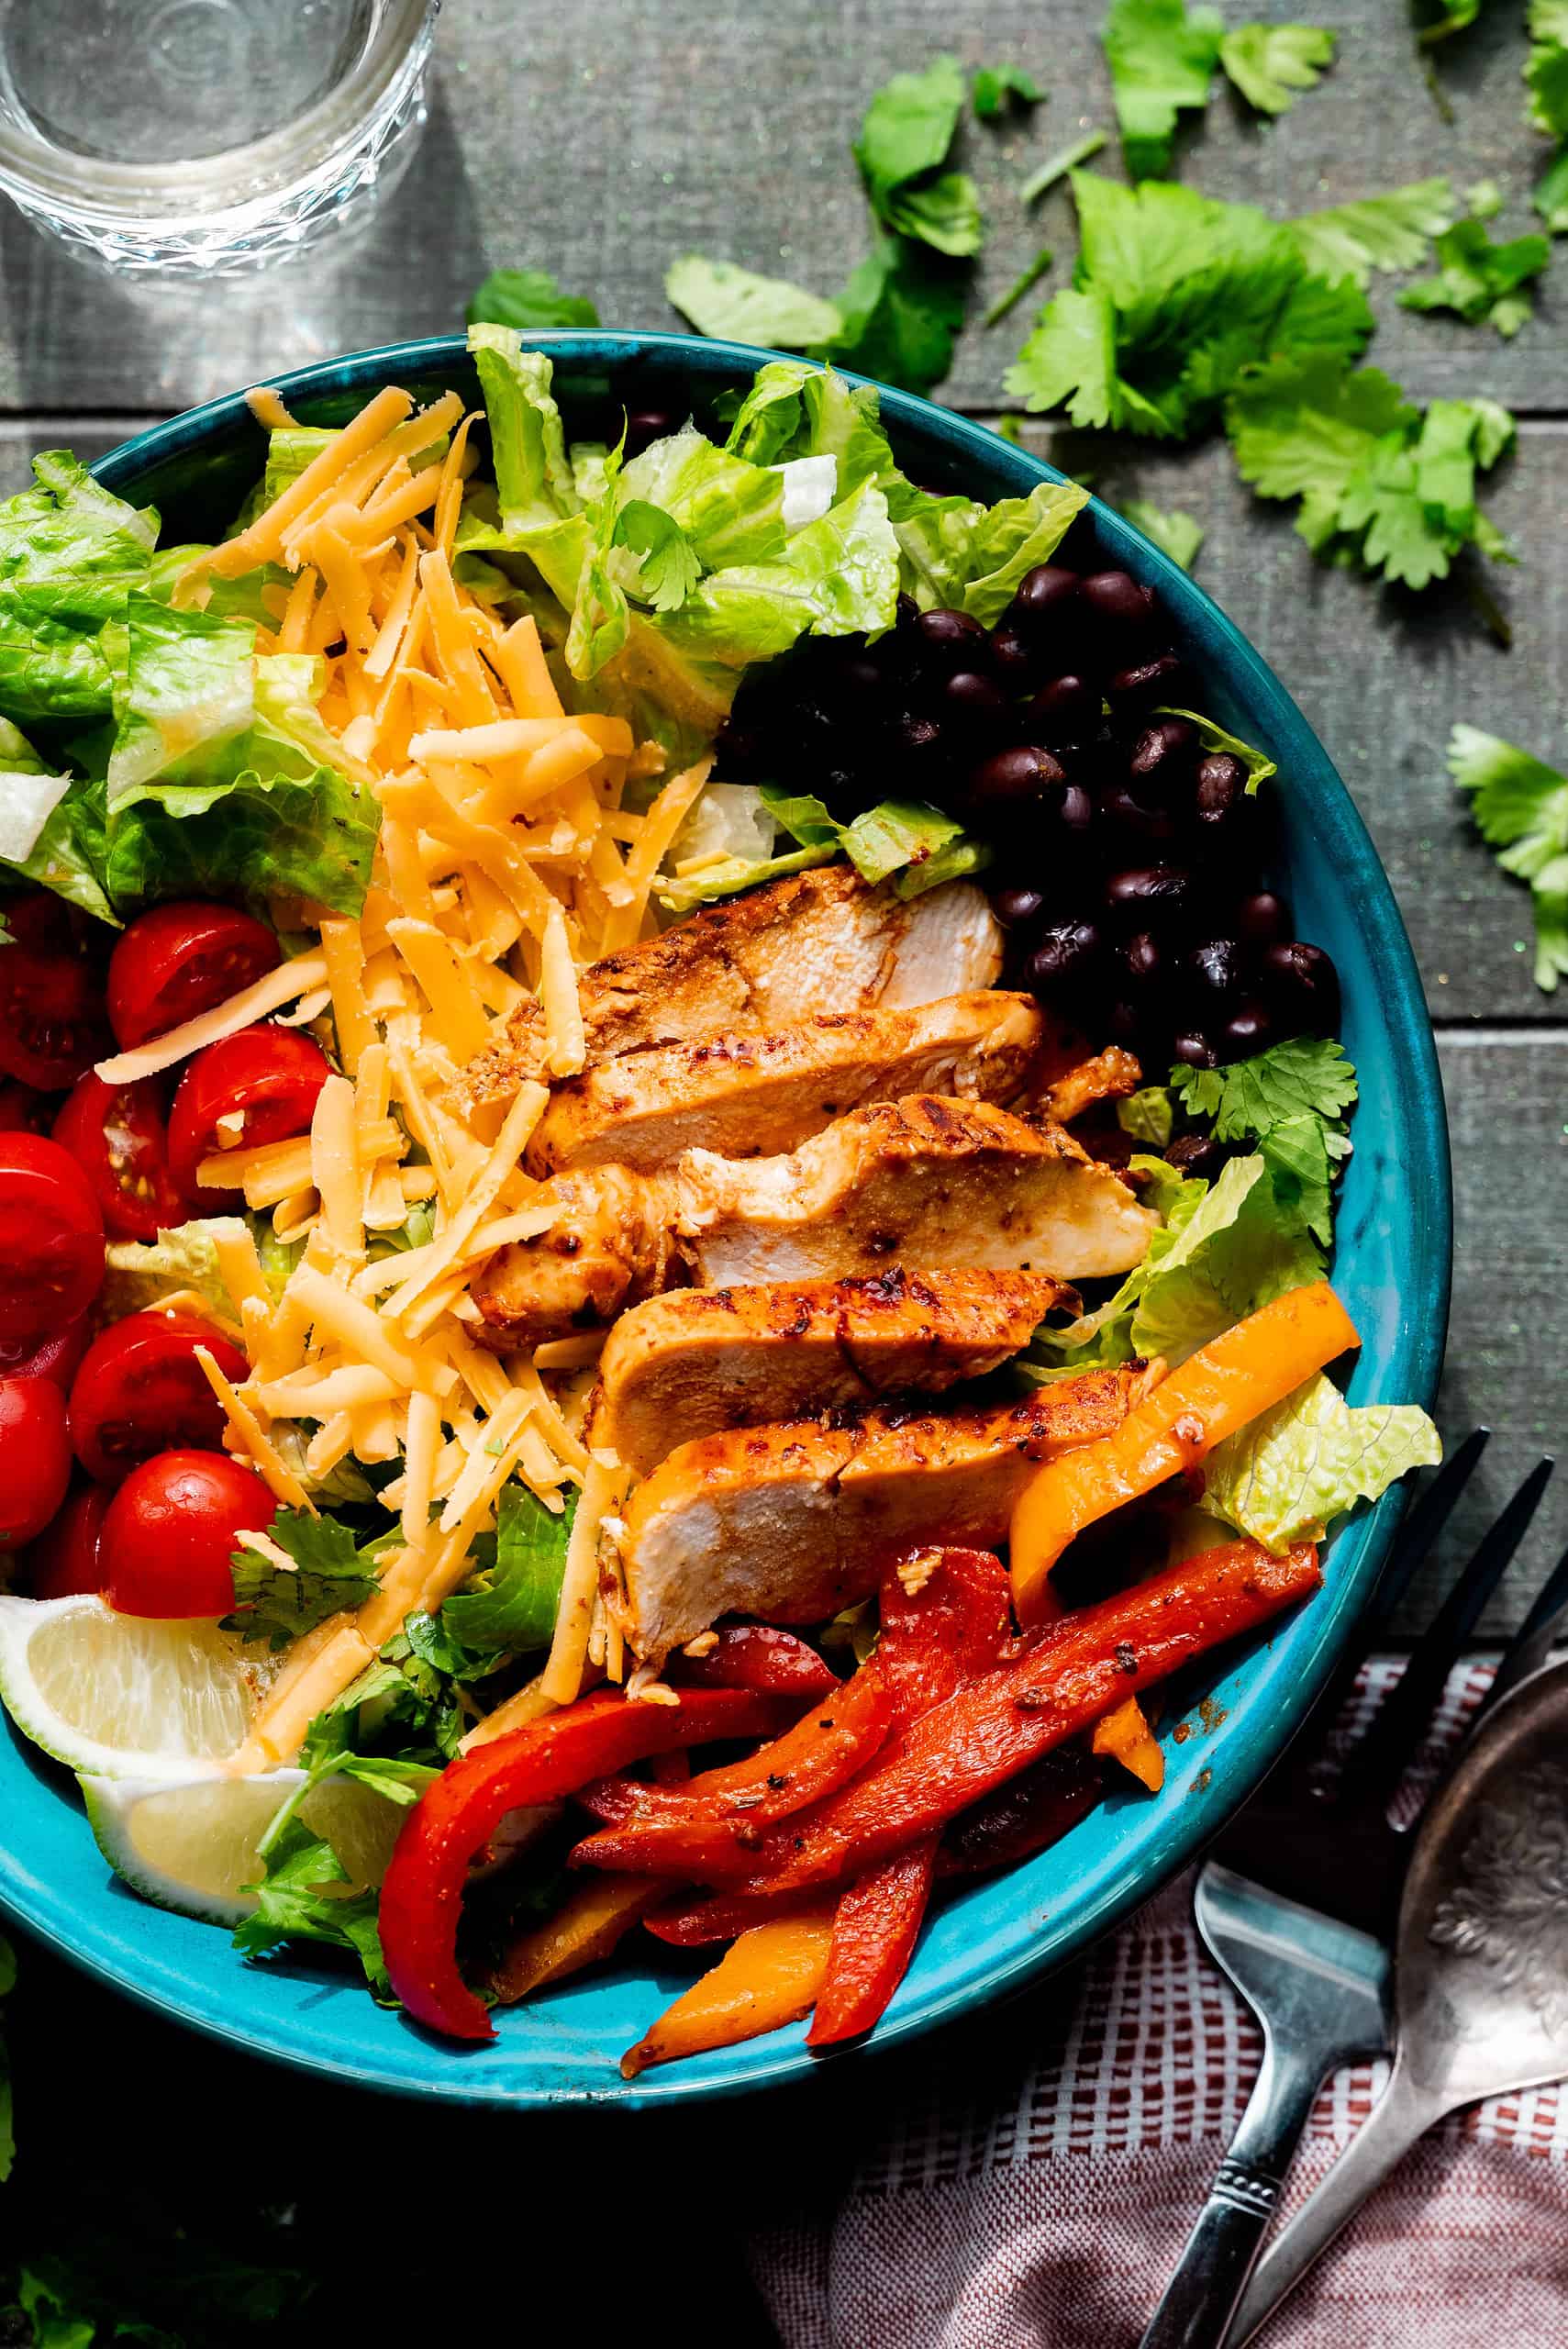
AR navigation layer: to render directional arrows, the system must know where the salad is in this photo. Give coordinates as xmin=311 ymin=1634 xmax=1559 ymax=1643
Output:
xmin=0 ymin=330 xmax=1440 ymax=2071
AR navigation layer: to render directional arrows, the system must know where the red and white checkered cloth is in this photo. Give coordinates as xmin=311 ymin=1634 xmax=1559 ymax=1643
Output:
xmin=748 ymin=1662 xmax=1568 ymax=2347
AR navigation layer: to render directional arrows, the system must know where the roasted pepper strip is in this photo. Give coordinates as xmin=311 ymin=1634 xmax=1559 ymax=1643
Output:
xmin=620 ymin=1907 xmax=837 ymax=2078
xmin=807 ymin=1832 xmax=940 ymax=2047
xmin=937 ymin=1746 xmax=1107 ymax=1878
xmin=877 ymin=1547 xmax=1012 ymax=1721
xmin=379 ymin=1686 xmax=794 ymax=2042
xmin=1092 ymin=1694 xmax=1165 ymax=1791
xmin=490 ymin=1875 xmax=662 ymax=2007
xmin=1010 ymin=1283 xmax=1357 ymax=1620
xmin=578 ymin=1541 xmax=1320 ymax=1898
xmin=643 ymin=1887 xmax=828 ymax=1947
xmin=671 ymin=1623 xmax=841 ymax=1699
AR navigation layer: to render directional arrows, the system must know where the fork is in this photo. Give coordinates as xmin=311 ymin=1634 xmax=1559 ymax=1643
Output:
xmin=1138 ymin=1432 xmax=1559 ymax=2349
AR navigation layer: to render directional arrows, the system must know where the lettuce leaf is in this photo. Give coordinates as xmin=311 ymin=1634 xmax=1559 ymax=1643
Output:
xmin=1203 ymin=1370 xmax=1442 ymax=1552
xmin=100 ymin=1218 xmax=250 ymax=1324
xmin=890 ymin=475 xmax=1091 ymax=623
xmin=443 ymin=1484 xmax=576 ymax=1653
xmin=723 ymin=361 xmax=898 ymax=500
xmin=0 ymin=452 xmax=156 ymax=726
xmin=664 ymin=255 xmax=844 ymax=349
xmin=617 ymin=426 xmax=787 ymax=569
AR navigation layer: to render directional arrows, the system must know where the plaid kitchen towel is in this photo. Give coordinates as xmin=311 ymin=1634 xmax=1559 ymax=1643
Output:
xmin=748 ymin=1661 xmax=1568 ymax=2347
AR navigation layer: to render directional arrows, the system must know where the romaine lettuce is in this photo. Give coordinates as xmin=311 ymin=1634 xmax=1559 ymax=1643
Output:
xmin=1203 ymin=1370 xmax=1442 ymax=1553
xmin=0 ymin=453 xmax=156 ymax=725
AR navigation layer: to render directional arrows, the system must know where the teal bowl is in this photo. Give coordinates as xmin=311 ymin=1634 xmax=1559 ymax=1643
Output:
xmin=0 ymin=333 xmax=1450 ymax=2108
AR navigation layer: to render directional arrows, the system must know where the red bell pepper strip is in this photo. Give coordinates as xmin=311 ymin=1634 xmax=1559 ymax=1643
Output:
xmin=806 ymin=1831 xmax=940 ymax=2047
xmin=378 ymin=1685 xmax=794 ymax=2043
xmin=643 ymin=1887 xmax=828 ymax=1947
xmin=937 ymin=1745 xmax=1106 ymax=1878
xmin=876 ymin=1547 xmax=1012 ymax=1723
xmin=670 ymin=1622 xmax=840 ymax=1699
xmin=577 ymin=1541 xmax=1321 ymax=1899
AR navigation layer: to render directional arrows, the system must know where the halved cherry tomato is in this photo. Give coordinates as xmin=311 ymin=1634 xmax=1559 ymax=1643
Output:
xmin=0 ymin=940 xmax=112 ymax=1089
xmin=68 ymin=1311 xmax=249 ymax=1486
xmin=53 ymin=1073 xmax=185 ymax=1243
xmin=2 ymin=892 xmax=86 ymax=955
xmin=0 ymin=1081 xmax=52 ymax=1135
xmin=0 ymin=1135 xmax=104 ymax=1341
xmin=166 ymin=1026 xmax=329 ymax=1208
xmin=100 ymin=1449 xmax=272 ymax=1619
xmin=106 ymin=902 xmax=280 ymax=1052
xmin=0 ymin=1317 xmax=91 ymax=1393
xmin=0 ymin=1376 xmax=72 ymax=1550
xmin=28 ymin=1481 xmax=110 ymax=1599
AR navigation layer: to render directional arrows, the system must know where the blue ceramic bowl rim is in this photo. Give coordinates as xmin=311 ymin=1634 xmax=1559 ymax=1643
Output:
xmin=0 ymin=331 xmax=1451 ymax=2109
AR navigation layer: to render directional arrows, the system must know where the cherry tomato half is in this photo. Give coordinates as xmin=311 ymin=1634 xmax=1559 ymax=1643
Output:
xmin=0 ymin=1376 xmax=72 ymax=1549
xmin=0 ymin=939 xmax=112 ymax=1090
xmin=106 ymin=902 xmax=280 ymax=1052
xmin=0 ymin=1316 xmax=90 ymax=1393
xmin=101 ymin=1449 xmax=272 ymax=1619
xmin=68 ymin=1311 xmax=249 ymax=1486
xmin=28 ymin=1480 xmax=110 ymax=1599
xmin=0 ymin=1135 xmax=104 ymax=1342
xmin=0 ymin=1080 xmax=52 ymax=1135
xmin=53 ymin=1072 xmax=185 ymax=1243
xmin=166 ymin=1025 xmax=329 ymax=1208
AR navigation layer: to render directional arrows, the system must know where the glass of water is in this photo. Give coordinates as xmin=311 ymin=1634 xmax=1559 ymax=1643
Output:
xmin=0 ymin=0 xmax=439 ymax=275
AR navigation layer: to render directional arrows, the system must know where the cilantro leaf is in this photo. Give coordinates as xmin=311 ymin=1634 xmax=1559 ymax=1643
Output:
xmin=612 ymin=499 xmax=703 ymax=613
xmin=466 ymin=266 xmax=600 ymax=331
xmin=1467 ymin=180 xmax=1503 ymax=220
xmin=1170 ymin=1035 xmax=1359 ymax=1141
xmin=973 ymin=64 xmax=1045 ymax=119
xmin=883 ymin=169 xmax=985 ymax=259
xmin=1528 ymin=0 xmax=1568 ymax=139
xmin=1121 ymin=499 xmax=1204 ymax=569
xmin=222 ymin=1509 xmax=380 ymax=1651
xmin=1117 ymin=1085 xmax=1175 ymax=1146
xmin=854 ymin=54 xmax=968 ymax=223
xmin=828 ymin=230 xmax=968 ymax=395
xmin=1102 ymin=0 xmax=1224 ymax=181
xmin=663 ymin=255 xmax=843 ymax=350
xmin=1160 ymin=706 xmax=1274 ymax=787
xmin=1287 ymin=180 xmax=1455 ymax=287
xmin=1535 ymin=143 xmax=1568 ymax=232
xmin=1448 ymin=722 xmax=1568 ymax=990
xmin=442 ymin=1482 xmax=576 ymax=1653
xmin=1418 ymin=0 xmax=1483 ymax=43
xmin=232 ymin=1816 xmax=392 ymax=1998
xmin=1219 ymin=22 xmax=1334 ymax=114
xmin=1400 ymin=219 xmax=1551 ymax=337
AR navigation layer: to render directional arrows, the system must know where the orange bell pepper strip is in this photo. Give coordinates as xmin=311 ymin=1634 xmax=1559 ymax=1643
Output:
xmin=620 ymin=1907 xmax=837 ymax=2077
xmin=378 ymin=1685 xmax=796 ymax=2043
xmin=490 ymin=1875 xmax=662 ymax=2006
xmin=608 ymin=1538 xmax=1319 ymax=1900
xmin=1092 ymin=1696 xmax=1165 ymax=1791
xmin=1009 ymin=1282 xmax=1358 ymax=1622
xmin=670 ymin=1623 xmax=841 ymax=1699
xmin=807 ymin=1832 xmax=940 ymax=2047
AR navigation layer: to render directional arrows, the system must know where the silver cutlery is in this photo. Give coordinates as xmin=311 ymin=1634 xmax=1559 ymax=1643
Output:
xmin=1232 ymin=1643 xmax=1568 ymax=2342
xmin=1140 ymin=1436 xmax=1558 ymax=2349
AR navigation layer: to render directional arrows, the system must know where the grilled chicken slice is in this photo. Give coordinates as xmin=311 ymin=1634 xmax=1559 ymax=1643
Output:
xmin=471 ymin=1095 xmax=1155 ymax=1351
xmin=615 ymin=1366 xmax=1141 ymax=1662
xmin=524 ymin=990 xmax=1044 ymax=1175
xmin=467 ymin=864 xmax=1003 ymax=1102
xmin=594 ymin=1267 xmax=1068 ymax=1476
xmin=1040 ymin=1044 xmax=1142 ymax=1125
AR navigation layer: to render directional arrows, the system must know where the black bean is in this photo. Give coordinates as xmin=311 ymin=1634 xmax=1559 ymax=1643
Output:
xmin=1027 ymin=674 xmax=1099 ymax=744
xmin=916 ymin=607 xmax=990 ymax=669
xmin=1104 ymin=864 xmax=1193 ymax=929
xmin=1054 ymin=783 xmax=1096 ymax=843
xmin=943 ymin=669 xmax=1008 ymax=722
xmin=1186 ymin=937 xmax=1245 ymax=1000
xmin=1121 ymin=930 xmax=1162 ymax=989
xmin=1172 ymin=1030 xmax=1218 ymax=1071
xmin=1106 ymin=999 xmax=1146 ymax=1047
xmin=1107 ymin=652 xmax=1187 ymax=708
xmin=623 ymin=407 xmax=677 ymax=460
xmin=1219 ymin=1002 xmax=1274 ymax=1059
xmin=993 ymin=885 xmax=1047 ymax=930
xmin=1027 ymin=920 xmax=1101 ymax=993
xmin=1235 ymin=889 xmax=1290 ymax=946
xmin=715 ymin=718 xmax=767 ymax=781
xmin=833 ymin=651 xmax=889 ymax=703
xmin=988 ymin=624 xmax=1043 ymax=690
xmin=1194 ymin=752 xmax=1250 ymax=824
xmin=965 ymin=743 xmax=1066 ymax=810
xmin=1165 ymin=1132 xmax=1226 ymax=1180
xmin=1261 ymin=941 xmax=1341 ymax=1036
xmin=1007 ymin=564 xmax=1082 ymax=632
xmin=1099 ymin=783 xmax=1177 ymax=850
xmin=1079 ymin=570 xmax=1158 ymax=631
xmin=1128 ymin=717 xmax=1199 ymax=795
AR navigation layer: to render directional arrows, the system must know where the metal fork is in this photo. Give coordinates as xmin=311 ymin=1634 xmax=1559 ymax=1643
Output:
xmin=1138 ymin=1433 xmax=1560 ymax=2349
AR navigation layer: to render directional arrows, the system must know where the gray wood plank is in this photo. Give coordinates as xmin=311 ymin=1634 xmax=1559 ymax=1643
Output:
xmin=0 ymin=0 xmax=1562 ymax=417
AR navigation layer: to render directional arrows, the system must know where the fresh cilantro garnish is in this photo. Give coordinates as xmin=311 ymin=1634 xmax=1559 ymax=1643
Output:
xmin=443 ymin=1482 xmax=577 ymax=1653
xmin=973 ymin=63 xmax=1045 ymax=119
xmin=1529 ymin=3 xmax=1568 ymax=228
xmin=465 ymin=266 xmax=600 ymax=331
xmin=1102 ymin=0 xmax=1223 ymax=181
xmin=1286 ymin=180 xmax=1456 ymax=287
xmin=1400 ymin=219 xmax=1551 ymax=336
xmin=1418 ymin=0 xmax=1483 ymax=43
xmin=1019 ymin=127 xmax=1107 ymax=205
xmin=1117 ymin=1085 xmax=1175 ymax=1146
xmin=1219 ymin=23 xmax=1335 ymax=116
xmin=612 ymin=499 xmax=703 ymax=613
xmin=1172 ymin=1036 xmax=1359 ymax=1140
xmin=828 ymin=230 xmax=969 ymax=395
xmin=663 ymin=255 xmax=843 ymax=351
xmin=984 ymin=243 xmax=1055 ymax=328
xmin=1121 ymin=499 xmax=1204 ymax=569
xmin=1225 ymin=357 xmax=1515 ymax=589
xmin=1448 ymin=723 xmax=1568 ymax=990
xmin=1467 ymin=180 xmax=1504 ymax=220
xmin=232 ymin=1815 xmax=395 ymax=1998
xmin=222 ymin=1509 xmax=381 ymax=1651
xmin=854 ymin=54 xmax=980 ymax=253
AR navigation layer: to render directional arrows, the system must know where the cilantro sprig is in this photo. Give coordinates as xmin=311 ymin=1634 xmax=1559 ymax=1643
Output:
xmin=1449 ymin=723 xmax=1568 ymax=990
xmin=223 ymin=1509 xmax=382 ymax=1651
xmin=1400 ymin=217 xmax=1551 ymax=336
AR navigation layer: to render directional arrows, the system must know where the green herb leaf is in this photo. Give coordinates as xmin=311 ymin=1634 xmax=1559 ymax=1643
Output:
xmin=1448 ymin=722 xmax=1568 ymax=990
xmin=1400 ymin=218 xmax=1551 ymax=337
xmin=1527 ymin=0 xmax=1568 ymax=139
xmin=1418 ymin=0 xmax=1482 ymax=43
xmin=854 ymin=54 xmax=968 ymax=226
xmin=828 ymin=230 xmax=968 ymax=395
xmin=1120 ymin=499 xmax=1204 ymax=569
xmin=1160 ymin=706 xmax=1274 ymax=787
xmin=612 ymin=499 xmax=704 ymax=612
xmin=1117 ymin=1085 xmax=1175 ymax=1146
xmin=1019 ymin=128 xmax=1108 ymax=206
xmin=973 ymin=64 xmax=1045 ymax=119
xmin=1170 ymin=1035 xmax=1359 ymax=1141
xmin=1286 ymin=179 xmax=1455 ymax=287
xmin=1466 ymin=180 xmax=1503 ymax=220
xmin=1218 ymin=23 xmax=1334 ymax=116
xmin=1203 ymin=1371 xmax=1441 ymax=1552
xmin=664 ymin=255 xmax=844 ymax=349
xmin=223 ymin=1510 xmax=381 ymax=1651
xmin=1102 ymin=0 xmax=1224 ymax=181
xmin=466 ymin=266 xmax=601 ymax=331
xmin=232 ymin=1816 xmax=391 ymax=1998
xmin=442 ymin=1483 xmax=576 ymax=1653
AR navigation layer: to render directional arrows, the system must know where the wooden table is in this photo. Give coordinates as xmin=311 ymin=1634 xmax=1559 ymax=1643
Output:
xmin=0 ymin=3 xmax=1562 ymax=2331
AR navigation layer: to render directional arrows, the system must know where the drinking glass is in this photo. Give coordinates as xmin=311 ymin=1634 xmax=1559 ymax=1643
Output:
xmin=0 ymin=0 xmax=439 ymax=274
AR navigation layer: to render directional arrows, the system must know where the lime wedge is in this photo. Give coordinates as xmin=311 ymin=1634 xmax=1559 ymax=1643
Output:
xmin=0 ymin=1594 xmax=268 ymax=1780
xmin=79 ymin=1768 xmax=406 ymax=1927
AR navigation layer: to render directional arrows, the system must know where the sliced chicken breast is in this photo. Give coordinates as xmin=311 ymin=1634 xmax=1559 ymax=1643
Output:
xmin=616 ymin=1366 xmax=1141 ymax=1662
xmin=471 ymin=1094 xmax=1156 ymax=1351
xmin=467 ymin=863 xmax=1003 ymax=1101
xmin=1040 ymin=1044 xmax=1142 ymax=1125
xmin=594 ymin=1267 xmax=1068 ymax=1476
xmin=524 ymin=991 xmax=1045 ymax=1175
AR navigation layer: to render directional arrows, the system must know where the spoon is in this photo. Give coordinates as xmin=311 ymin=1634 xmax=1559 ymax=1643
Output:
xmin=1231 ymin=1650 xmax=1568 ymax=2343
